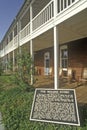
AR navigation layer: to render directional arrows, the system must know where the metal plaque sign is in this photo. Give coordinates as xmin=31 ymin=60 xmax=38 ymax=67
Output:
xmin=30 ymin=89 xmax=80 ymax=126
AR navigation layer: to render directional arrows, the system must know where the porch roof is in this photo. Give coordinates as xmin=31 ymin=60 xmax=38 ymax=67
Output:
xmin=33 ymin=8 xmax=87 ymax=51
xmin=59 ymin=8 xmax=87 ymax=44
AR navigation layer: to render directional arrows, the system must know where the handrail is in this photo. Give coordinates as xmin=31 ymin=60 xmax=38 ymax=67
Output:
xmin=0 ymin=0 xmax=82 ymax=57
xmin=32 ymin=1 xmax=53 ymax=22
xmin=32 ymin=1 xmax=54 ymax=31
xmin=14 ymin=35 xmax=18 ymax=44
xmin=57 ymin=0 xmax=76 ymax=14
xmin=20 ymin=23 xmax=30 ymax=39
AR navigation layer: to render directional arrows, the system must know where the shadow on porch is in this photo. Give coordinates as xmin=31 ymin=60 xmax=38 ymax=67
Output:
xmin=34 ymin=75 xmax=54 ymax=88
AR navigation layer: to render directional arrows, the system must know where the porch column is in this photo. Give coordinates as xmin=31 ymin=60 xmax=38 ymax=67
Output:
xmin=6 ymin=55 xmax=8 ymax=73
xmin=54 ymin=26 xmax=59 ymax=89
xmin=13 ymin=50 xmax=15 ymax=72
xmin=30 ymin=3 xmax=34 ymax=85
xmin=30 ymin=40 xmax=34 ymax=85
xmin=7 ymin=53 xmax=10 ymax=73
xmin=12 ymin=30 xmax=15 ymax=72
xmin=6 ymin=36 xmax=10 ymax=72
xmin=17 ymin=20 xmax=21 ymax=52
xmin=17 ymin=20 xmax=22 ymax=73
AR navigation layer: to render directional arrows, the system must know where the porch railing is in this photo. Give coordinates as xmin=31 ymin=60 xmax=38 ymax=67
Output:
xmin=4 ymin=40 xmax=13 ymax=54
xmin=14 ymin=35 xmax=18 ymax=44
xmin=7 ymin=0 xmax=77 ymax=44
xmin=0 ymin=0 xmax=78 ymax=57
xmin=32 ymin=1 xmax=54 ymax=31
xmin=0 ymin=50 xmax=4 ymax=57
xmin=20 ymin=23 xmax=30 ymax=40
xmin=57 ymin=0 xmax=75 ymax=13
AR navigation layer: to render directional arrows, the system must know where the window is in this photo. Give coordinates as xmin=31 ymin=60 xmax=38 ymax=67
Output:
xmin=60 ymin=46 xmax=68 ymax=70
xmin=44 ymin=52 xmax=50 ymax=75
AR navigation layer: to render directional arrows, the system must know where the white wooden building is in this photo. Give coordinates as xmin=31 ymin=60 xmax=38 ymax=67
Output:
xmin=0 ymin=0 xmax=87 ymax=89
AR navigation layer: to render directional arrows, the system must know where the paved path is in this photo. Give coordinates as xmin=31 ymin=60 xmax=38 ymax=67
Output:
xmin=0 ymin=112 xmax=5 ymax=130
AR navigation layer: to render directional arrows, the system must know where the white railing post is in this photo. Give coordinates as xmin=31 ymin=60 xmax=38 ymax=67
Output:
xmin=66 ymin=0 xmax=68 ymax=7
xmin=30 ymin=4 xmax=33 ymax=35
xmin=59 ymin=0 xmax=61 ymax=12
xmin=54 ymin=0 xmax=57 ymax=18
xmin=51 ymin=1 xmax=53 ymax=18
xmin=63 ymin=0 xmax=65 ymax=10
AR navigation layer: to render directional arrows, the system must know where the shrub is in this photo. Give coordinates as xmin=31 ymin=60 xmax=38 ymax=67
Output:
xmin=9 ymin=50 xmax=35 ymax=91
xmin=1 ymin=87 xmax=87 ymax=130
xmin=0 ymin=87 xmax=34 ymax=130
xmin=0 ymin=76 xmax=87 ymax=130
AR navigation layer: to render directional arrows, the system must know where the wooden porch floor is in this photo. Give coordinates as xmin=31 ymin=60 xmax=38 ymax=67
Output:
xmin=34 ymin=76 xmax=87 ymax=104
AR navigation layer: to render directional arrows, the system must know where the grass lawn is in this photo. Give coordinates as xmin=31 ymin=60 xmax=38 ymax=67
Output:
xmin=0 ymin=75 xmax=87 ymax=130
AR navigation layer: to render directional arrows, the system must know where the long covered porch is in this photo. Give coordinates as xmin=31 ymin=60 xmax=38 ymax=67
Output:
xmin=3 ymin=7 xmax=87 ymax=90
xmin=30 ymin=7 xmax=87 ymax=89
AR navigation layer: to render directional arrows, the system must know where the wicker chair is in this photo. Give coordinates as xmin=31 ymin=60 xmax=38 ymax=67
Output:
xmin=59 ymin=68 xmax=72 ymax=83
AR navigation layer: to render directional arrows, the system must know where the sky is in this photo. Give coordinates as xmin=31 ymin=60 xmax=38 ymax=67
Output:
xmin=0 ymin=0 xmax=24 ymax=42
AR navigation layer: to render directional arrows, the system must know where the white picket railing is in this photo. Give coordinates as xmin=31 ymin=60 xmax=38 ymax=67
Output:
xmin=0 ymin=0 xmax=79 ymax=57
xmin=57 ymin=0 xmax=75 ymax=13
xmin=4 ymin=40 xmax=13 ymax=54
xmin=32 ymin=1 xmax=54 ymax=31
xmin=8 ymin=40 xmax=13 ymax=51
xmin=20 ymin=23 xmax=30 ymax=39
xmin=17 ymin=0 xmax=76 ymax=40
xmin=0 ymin=50 xmax=4 ymax=57
xmin=14 ymin=35 xmax=18 ymax=44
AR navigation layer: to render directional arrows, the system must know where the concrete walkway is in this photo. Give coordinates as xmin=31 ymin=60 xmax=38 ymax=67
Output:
xmin=0 ymin=112 xmax=5 ymax=130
